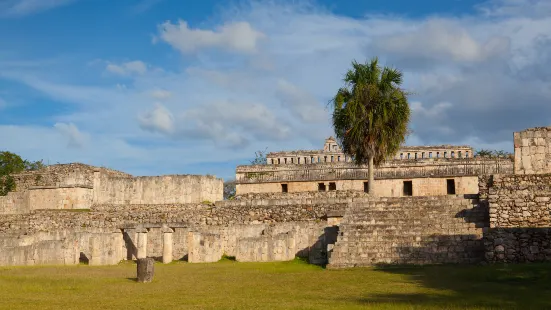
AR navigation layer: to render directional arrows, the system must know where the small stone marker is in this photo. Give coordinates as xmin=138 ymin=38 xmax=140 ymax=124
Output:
xmin=137 ymin=258 xmax=155 ymax=283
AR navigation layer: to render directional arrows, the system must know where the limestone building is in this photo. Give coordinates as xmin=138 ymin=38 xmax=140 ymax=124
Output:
xmin=235 ymin=137 xmax=513 ymax=196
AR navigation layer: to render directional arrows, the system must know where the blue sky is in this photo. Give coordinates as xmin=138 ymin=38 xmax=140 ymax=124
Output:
xmin=1 ymin=0 xmax=551 ymax=180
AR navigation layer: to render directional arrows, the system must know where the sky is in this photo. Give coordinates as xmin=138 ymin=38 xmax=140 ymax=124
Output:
xmin=1 ymin=0 xmax=551 ymax=180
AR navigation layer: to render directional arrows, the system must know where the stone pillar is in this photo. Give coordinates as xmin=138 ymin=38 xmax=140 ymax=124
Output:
xmin=162 ymin=226 xmax=174 ymax=264
xmin=136 ymin=228 xmax=148 ymax=259
xmin=112 ymin=231 xmax=124 ymax=264
xmin=89 ymin=236 xmax=101 ymax=266
xmin=137 ymin=258 xmax=155 ymax=283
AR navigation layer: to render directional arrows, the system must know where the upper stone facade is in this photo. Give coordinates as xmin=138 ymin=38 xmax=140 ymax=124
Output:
xmin=514 ymin=126 xmax=551 ymax=174
xmin=266 ymin=137 xmax=474 ymax=165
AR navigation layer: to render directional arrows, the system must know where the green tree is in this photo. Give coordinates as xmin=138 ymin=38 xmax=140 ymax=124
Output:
xmin=331 ymin=58 xmax=411 ymax=195
xmin=475 ymin=149 xmax=494 ymax=157
xmin=0 ymin=151 xmax=45 ymax=195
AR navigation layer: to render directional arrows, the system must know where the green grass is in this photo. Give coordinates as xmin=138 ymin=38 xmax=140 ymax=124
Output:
xmin=0 ymin=259 xmax=550 ymax=310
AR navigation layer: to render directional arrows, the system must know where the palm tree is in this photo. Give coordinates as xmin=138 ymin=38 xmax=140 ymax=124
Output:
xmin=331 ymin=57 xmax=411 ymax=195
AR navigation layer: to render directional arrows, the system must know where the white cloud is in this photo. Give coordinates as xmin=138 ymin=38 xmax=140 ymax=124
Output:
xmin=138 ymin=103 xmax=175 ymax=135
xmin=371 ymin=19 xmax=510 ymax=64
xmin=53 ymin=122 xmax=88 ymax=148
xmin=476 ymin=0 xmax=551 ymax=18
xmin=149 ymin=89 xmax=172 ymax=100
xmin=275 ymin=79 xmax=328 ymax=123
xmin=157 ymin=20 xmax=265 ymax=54
xmin=106 ymin=61 xmax=148 ymax=76
xmin=0 ymin=0 xmax=75 ymax=17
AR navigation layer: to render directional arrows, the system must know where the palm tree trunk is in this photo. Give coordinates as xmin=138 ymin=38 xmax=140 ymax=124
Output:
xmin=368 ymin=155 xmax=374 ymax=195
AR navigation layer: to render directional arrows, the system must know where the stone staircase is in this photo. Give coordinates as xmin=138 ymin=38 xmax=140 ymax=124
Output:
xmin=327 ymin=195 xmax=488 ymax=268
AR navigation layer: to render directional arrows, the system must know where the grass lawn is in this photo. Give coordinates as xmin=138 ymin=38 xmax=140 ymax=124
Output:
xmin=0 ymin=259 xmax=550 ymax=310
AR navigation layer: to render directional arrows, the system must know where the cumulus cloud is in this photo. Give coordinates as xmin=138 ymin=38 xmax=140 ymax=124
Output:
xmin=106 ymin=61 xmax=148 ymax=76
xmin=180 ymin=100 xmax=291 ymax=148
xmin=156 ymin=20 xmax=265 ymax=54
xmin=138 ymin=103 xmax=175 ymax=135
xmin=0 ymin=0 xmax=75 ymax=17
xmin=275 ymin=79 xmax=328 ymax=123
xmin=53 ymin=122 xmax=88 ymax=148
xmin=370 ymin=19 xmax=511 ymax=67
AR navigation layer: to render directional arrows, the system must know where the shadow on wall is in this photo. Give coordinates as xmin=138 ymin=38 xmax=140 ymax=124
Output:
xmin=305 ymin=226 xmax=339 ymax=266
xmin=123 ymin=231 xmax=137 ymax=260
xmin=342 ymin=263 xmax=551 ymax=309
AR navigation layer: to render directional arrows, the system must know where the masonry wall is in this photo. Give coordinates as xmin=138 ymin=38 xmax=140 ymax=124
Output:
xmin=484 ymin=174 xmax=551 ymax=263
xmin=237 ymin=176 xmax=479 ymax=197
xmin=0 ymin=192 xmax=29 ymax=215
xmin=514 ymin=127 xmax=551 ymax=174
xmin=28 ymin=186 xmax=93 ymax=210
xmin=94 ymin=174 xmax=223 ymax=205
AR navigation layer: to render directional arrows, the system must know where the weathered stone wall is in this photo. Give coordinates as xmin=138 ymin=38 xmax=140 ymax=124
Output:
xmin=487 ymin=174 xmax=551 ymax=228
xmin=514 ymin=127 xmax=551 ymax=174
xmin=484 ymin=174 xmax=551 ymax=263
xmin=0 ymin=191 xmax=29 ymax=215
xmin=94 ymin=174 xmax=223 ymax=205
xmin=28 ymin=186 xmax=94 ymax=210
xmin=328 ymin=196 xmax=487 ymax=268
xmin=12 ymin=163 xmax=130 ymax=191
xmin=237 ymin=176 xmax=479 ymax=197
xmin=0 ymin=233 xmax=80 ymax=266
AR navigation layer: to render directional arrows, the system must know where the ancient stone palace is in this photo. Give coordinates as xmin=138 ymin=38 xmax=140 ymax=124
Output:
xmin=235 ymin=137 xmax=512 ymax=197
xmin=0 ymin=126 xmax=550 ymax=268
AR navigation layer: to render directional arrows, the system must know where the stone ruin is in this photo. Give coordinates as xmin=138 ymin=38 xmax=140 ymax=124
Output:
xmin=0 ymin=126 xmax=550 ymax=267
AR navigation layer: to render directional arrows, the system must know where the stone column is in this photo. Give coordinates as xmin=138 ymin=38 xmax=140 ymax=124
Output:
xmin=89 ymin=236 xmax=101 ymax=266
xmin=112 ymin=230 xmax=124 ymax=264
xmin=162 ymin=226 xmax=174 ymax=264
xmin=136 ymin=228 xmax=148 ymax=259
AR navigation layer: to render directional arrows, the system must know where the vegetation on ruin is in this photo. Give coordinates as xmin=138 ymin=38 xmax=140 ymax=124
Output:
xmin=223 ymin=179 xmax=237 ymax=200
xmin=250 ymin=147 xmax=268 ymax=165
xmin=331 ymin=57 xmax=411 ymax=195
xmin=0 ymin=151 xmax=45 ymax=195
xmin=0 ymin=260 xmax=549 ymax=309
xmin=475 ymin=149 xmax=513 ymax=158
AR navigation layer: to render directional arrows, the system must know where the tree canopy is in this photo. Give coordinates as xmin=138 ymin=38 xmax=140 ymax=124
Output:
xmin=331 ymin=57 xmax=411 ymax=194
xmin=0 ymin=151 xmax=44 ymax=195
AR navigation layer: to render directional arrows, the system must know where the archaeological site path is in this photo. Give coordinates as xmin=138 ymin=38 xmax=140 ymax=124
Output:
xmin=0 ymin=260 xmax=550 ymax=310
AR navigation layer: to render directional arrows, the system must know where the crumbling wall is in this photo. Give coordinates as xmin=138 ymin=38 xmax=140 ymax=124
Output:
xmin=94 ymin=174 xmax=223 ymax=205
xmin=484 ymin=174 xmax=551 ymax=263
xmin=514 ymin=127 xmax=551 ymax=174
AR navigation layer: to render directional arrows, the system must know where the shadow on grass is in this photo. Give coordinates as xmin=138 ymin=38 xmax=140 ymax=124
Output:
xmin=349 ymin=263 xmax=551 ymax=309
xmin=125 ymin=277 xmax=138 ymax=282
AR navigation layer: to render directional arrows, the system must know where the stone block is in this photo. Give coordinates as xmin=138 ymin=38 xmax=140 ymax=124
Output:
xmin=137 ymin=258 xmax=155 ymax=283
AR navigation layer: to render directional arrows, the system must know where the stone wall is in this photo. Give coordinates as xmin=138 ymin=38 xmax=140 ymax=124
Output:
xmin=0 ymin=191 xmax=29 ymax=215
xmin=328 ymin=196 xmax=487 ymax=268
xmin=484 ymin=174 xmax=551 ymax=263
xmin=94 ymin=174 xmax=223 ymax=205
xmin=28 ymin=186 xmax=93 ymax=210
xmin=514 ymin=127 xmax=551 ymax=174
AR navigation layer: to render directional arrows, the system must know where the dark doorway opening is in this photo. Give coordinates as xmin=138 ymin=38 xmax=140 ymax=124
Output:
xmin=403 ymin=181 xmax=413 ymax=196
xmin=281 ymin=184 xmax=288 ymax=193
xmin=363 ymin=182 xmax=369 ymax=193
xmin=318 ymin=183 xmax=326 ymax=191
xmin=329 ymin=182 xmax=336 ymax=191
xmin=447 ymin=179 xmax=456 ymax=195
